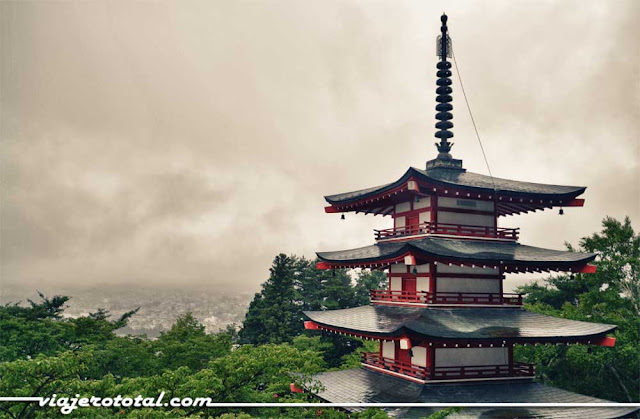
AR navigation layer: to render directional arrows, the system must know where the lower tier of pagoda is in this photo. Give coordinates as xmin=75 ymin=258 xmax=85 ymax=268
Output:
xmin=307 ymin=368 xmax=638 ymax=419
xmin=304 ymin=306 xmax=616 ymax=384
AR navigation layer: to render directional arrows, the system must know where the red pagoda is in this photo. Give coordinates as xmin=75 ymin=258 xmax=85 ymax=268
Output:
xmin=301 ymin=14 xmax=637 ymax=419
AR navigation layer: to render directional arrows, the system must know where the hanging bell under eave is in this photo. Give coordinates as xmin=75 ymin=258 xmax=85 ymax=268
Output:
xmin=559 ymin=208 xmax=564 ymax=215
xmin=341 ymin=213 xmax=345 ymax=220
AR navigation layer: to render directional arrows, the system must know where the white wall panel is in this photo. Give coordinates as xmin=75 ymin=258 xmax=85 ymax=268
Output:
xmin=438 ymin=265 xmax=498 ymax=275
xmin=414 ymin=196 xmax=431 ymax=210
xmin=390 ymin=277 xmax=402 ymax=291
xmin=382 ymin=340 xmax=395 ymax=359
xmin=415 ymin=264 xmax=430 ymax=273
xmin=416 ymin=277 xmax=429 ymax=292
xmin=419 ymin=211 xmax=431 ymax=224
xmin=437 ymin=211 xmax=494 ymax=227
xmin=411 ymin=346 xmax=427 ymax=367
xmin=439 ymin=197 xmax=494 ymax=212
xmin=435 ymin=347 xmax=508 ymax=367
xmin=390 ymin=263 xmax=406 ymax=273
xmin=396 ymin=202 xmax=411 ymax=214
xmin=395 ymin=216 xmax=406 ymax=228
xmin=436 ymin=278 xmax=500 ymax=293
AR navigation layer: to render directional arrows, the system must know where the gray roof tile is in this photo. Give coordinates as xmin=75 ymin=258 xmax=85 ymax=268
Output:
xmin=303 ymin=306 xmax=616 ymax=341
xmin=317 ymin=237 xmax=596 ymax=268
xmin=325 ymin=167 xmax=586 ymax=205
xmin=311 ymin=368 xmax=637 ymax=418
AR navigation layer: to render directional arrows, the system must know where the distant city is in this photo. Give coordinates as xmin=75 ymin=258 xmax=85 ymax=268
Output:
xmin=0 ymin=285 xmax=254 ymax=338
xmin=0 ymin=274 xmax=538 ymax=340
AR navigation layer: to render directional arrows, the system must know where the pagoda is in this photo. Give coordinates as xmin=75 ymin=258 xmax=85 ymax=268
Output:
xmin=301 ymin=14 xmax=638 ymax=419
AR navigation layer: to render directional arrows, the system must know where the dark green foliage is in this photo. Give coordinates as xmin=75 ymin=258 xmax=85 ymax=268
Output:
xmin=240 ymin=254 xmax=365 ymax=345
xmin=322 ymin=269 xmax=358 ymax=310
xmin=154 ymin=313 xmax=232 ymax=371
xmin=295 ymin=257 xmax=326 ymax=311
xmin=515 ymin=216 xmax=639 ymax=402
xmin=239 ymin=254 xmax=384 ymax=367
xmin=239 ymin=254 xmax=303 ymax=344
xmin=0 ymin=294 xmax=138 ymax=362
xmin=354 ymin=270 xmax=387 ymax=305
xmin=0 ymin=296 xmax=388 ymax=418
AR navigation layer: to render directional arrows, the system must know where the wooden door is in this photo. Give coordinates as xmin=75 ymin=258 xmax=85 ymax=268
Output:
xmin=403 ymin=277 xmax=417 ymax=302
xmin=397 ymin=345 xmax=412 ymax=365
xmin=403 ymin=277 xmax=417 ymax=293
xmin=406 ymin=214 xmax=419 ymax=234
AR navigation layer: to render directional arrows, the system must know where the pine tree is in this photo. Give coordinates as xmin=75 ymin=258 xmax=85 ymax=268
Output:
xmin=322 ymin=269 xmax=357 ymax=310
xmin=294 ymin=257 xmax=324 ymax=311
xmin=354 ymin=270 xmax=387 ymax=305
xmin=239 ymin=254 xmax=303 ymax=344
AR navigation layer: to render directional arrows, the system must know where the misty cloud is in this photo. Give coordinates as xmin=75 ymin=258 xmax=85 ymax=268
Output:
xmin=1 ymin=1 xmax=638 ymax=293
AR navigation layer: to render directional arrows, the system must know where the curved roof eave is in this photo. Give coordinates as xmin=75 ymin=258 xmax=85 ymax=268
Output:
xmin=316 ymin=237 xmax=597 ymax=267
xmin=324 ymin=167 xmax=586 ymax=205
xmin=303 ymin=306 xmax=617 ymax=341
xmin=324 ymin=168 xmax=415 ymax=205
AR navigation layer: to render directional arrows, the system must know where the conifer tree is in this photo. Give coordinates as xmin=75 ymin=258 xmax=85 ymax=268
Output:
xmin=239 ymin=254 xmax=302 ymax=344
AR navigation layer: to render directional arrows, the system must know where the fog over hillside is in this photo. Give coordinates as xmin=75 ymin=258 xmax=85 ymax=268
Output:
xmin=0 ymin=284 xmax=252 ymax=337
xmin=1 ymin=1 xmax=638 ymax=296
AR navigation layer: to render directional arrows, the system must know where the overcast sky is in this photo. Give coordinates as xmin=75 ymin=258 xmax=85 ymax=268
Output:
xmin=1 ymin=0 xmax=638 ymax=294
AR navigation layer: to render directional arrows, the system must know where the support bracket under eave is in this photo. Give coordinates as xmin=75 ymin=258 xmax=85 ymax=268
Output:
xmin=304 ymin=321 xmax=321 ymax=330
xmin=564 ymin=198 xmax=585 ymax=207
xmin=578 ymin=264 xmax=598 ymax=274
xmin=596 ymin=336 xmax=616 ymax=347
xmin=316 ymin=261 xmax=331 ymax=270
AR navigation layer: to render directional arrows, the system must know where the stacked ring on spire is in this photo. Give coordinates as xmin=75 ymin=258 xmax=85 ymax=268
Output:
xmin=435 ymin=15 xmax=454 ymax=150
xmin=435 ymin=60 xmax=454 ymax=141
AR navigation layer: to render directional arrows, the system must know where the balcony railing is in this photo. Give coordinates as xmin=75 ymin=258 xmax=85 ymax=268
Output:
xmin=374 ymin=222 xmax=519 ymax=241
xmin=361 ymin=352 xmax=535 ymax=381
xmin=369 ymin=289 xmax=523 ymax=306
xmin=361 ymin=352 xmax=429 ymax=381
xmin=430 ymin=361 xmax=535 ymax=380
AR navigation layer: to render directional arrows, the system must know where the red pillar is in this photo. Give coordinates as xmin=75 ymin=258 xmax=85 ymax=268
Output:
xmin=508 ymin=344 xmax=514 ymax=376
xmin=427 ymin=345 xmax=436 ymax=379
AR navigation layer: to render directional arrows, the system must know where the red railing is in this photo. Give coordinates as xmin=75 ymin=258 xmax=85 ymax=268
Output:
xmin=361 ymin=352 xmax=535 ymax=381
xmin=361 ymin=352 xmax=429 ymax=380
xmin=369 ymin=289 xmax=523 ymax=306
xmin=431 ymin=362 xmax=535 ymax=380
xmin=374 ymin=222 xmax=519 ymax=241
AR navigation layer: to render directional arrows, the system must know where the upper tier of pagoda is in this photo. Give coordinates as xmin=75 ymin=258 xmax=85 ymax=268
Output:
xmin=322 ymin=15 xmax=586 ymax=219
xmin=323 ymin=166 xmax=586 ymax=217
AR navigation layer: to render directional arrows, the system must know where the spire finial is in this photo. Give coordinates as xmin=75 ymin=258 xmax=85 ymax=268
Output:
xmin=427 ymin=13 xmax=464 ymax=171
xmin=435 ymin=13 xmax=453 ymax=158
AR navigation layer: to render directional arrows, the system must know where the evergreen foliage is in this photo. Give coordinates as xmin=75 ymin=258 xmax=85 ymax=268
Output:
xmin=238 ymin=254 xmax=388 ymax=367
xmin=515 ymin=216 xmax=639 ymax=402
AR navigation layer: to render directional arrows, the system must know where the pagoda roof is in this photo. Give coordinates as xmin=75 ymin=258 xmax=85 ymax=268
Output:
xmin=303 ymin=306 xmax=615 ymax=343
xmin=316 ymin=236 xmax=596 ymax=273
xmin=311 ymin=368 xmax=638 ymax=418
xmin=324 ymin=167 xmax=586 ymax=216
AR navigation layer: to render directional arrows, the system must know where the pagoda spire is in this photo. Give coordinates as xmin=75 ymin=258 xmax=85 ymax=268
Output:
xmin=427 ymin=13 xmax=464 ymax=171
